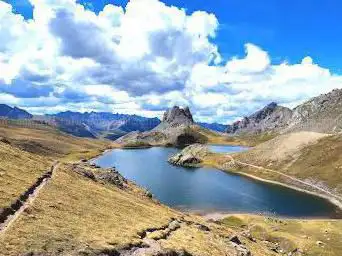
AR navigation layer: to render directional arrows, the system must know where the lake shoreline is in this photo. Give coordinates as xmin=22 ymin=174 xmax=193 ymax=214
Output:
xmin=208 ymin=165 xmax=342 ymax=212
xmin=93 ymin=145 xmax=342 ymax=217
xmin=200 ymin=212 xmax=342 ymax=222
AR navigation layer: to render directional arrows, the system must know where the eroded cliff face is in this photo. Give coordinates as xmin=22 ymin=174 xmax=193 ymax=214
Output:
xmin=284 ymin=88 xmax=342 ymax=133
xmin=155 ymin=106 xmax=194 ymax=130
xmin=227 ymin=89 xmax=342 ymax=135
xmin=226 ymin=102 xmax=293 ymax=135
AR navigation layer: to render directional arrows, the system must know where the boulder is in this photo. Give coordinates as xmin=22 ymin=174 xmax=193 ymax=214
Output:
xmin=168 ymin=144 xmax=209 ymax=167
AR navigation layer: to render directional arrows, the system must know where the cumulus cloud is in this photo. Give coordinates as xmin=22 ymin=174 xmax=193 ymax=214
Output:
xmin=1 ymin=0 xmax=342 ymax=123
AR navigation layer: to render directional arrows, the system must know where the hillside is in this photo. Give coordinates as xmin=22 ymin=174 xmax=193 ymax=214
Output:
xmin=1 ymin=119 xmax=342 ymax=255
xmin=0 ymin=124 xmax=279 ymax=256
xmin=231 ymin=132 xmax=342 ymax=201
xmin=226 ymin=102 xmax=293 ymax=135
xmin=227 ymin=88 xmax=342 ymax=135
xmin=285 ymin=89 xmax=342 ymax=133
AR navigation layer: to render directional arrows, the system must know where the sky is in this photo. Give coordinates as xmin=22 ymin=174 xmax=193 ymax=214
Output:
xmin=1 ymin=0 xmax=342 ymax=124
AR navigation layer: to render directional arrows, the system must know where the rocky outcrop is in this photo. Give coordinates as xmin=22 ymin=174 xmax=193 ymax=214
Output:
xmin=155 ymin=106 xmax=194 ymax=130
xmin=72 ymin=164 xmax=128 ymax=189
xmin=226 ymin=102 xmax=293 ymax=135
xmin=284 ymin=88 xmax=342 ymax=133
xmin=168 ymin=144 xmax=209 ymax=167
xmin=116 ymin=107 xmax=208 ymax=148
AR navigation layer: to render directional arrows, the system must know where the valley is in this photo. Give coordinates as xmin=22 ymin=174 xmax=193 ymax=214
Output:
xmin=1 ymin=89 xmax=342 ymax=255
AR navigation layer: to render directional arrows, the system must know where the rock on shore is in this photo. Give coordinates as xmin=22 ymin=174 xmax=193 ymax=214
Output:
xmin=168 ymin=144 xmax=209 ymax=167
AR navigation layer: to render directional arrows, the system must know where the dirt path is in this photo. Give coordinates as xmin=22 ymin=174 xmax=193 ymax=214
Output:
xmin=0 ymin=162 xmax=59 ymax=234
xmin=226 ymin=155 xmax=342 ymax=203
xmin=119 ymin=219 xmax=183 ymax=256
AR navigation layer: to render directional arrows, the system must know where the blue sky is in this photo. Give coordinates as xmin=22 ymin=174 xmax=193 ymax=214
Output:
xmin=6 ymin=0 xmax=342 ymax=73
xmin=1 ymin=0 xmax=342 ymax=123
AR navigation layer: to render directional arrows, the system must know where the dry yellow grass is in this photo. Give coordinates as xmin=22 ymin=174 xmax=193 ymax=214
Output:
xmin=1 ymin=124 xmax=341 ymax=256
xmin=0 ymin=124 xmax=109 ymax=161
xmin=0 ymin=164 xmax=180 ymax=255
xmin=0 ymin=142 xmax=52 ymax=209
xmin=221 ymin=215 xmax=342 ymax=256
xmin=0 ymin=164 xmax=269 ymax=256
xmin=0 ymin=124 xmax=109 ymax=220
xmin=246 ymin=131 xmax=328 ymax=162
xmin=233 ymin=132 xmax=342 ymax=198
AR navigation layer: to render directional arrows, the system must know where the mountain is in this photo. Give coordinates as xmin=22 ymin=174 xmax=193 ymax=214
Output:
xmin=285 ymin=88 xmax=342 ymax=133
xmin=47 ymin=111 xmax=161 ymax=139
xmin=117 ymin=106 xmax=209 ymax=147
xmin=226 ymin=102 xmax=293 ymax=135
xmin=154 ymin=106 xmax=194 ymax=130
xmin=197 ymin=122 xmax=227 ymax=132
xmin=0 ymin=104 xmax=33 ymax=119
xmin=227 ymin=88 xmax=342 ymax=135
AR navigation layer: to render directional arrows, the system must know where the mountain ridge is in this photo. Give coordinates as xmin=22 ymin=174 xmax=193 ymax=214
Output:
xmin=226 ymin=88 xmax=342 ymax=135
xmin=0 ymin=104 xmax=33 ymax=120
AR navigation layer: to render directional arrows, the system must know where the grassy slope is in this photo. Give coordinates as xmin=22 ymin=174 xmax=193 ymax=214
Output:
xmin=0 ymin=123 xmax=109 ymax=212
xmin=0 ymin=163 xmax=274 ymax=256
xmin=0 ymin=124 xmax=277 ymax=256
xmin=233 ymin=132 xmax=342 ymax=198
xmin=0 ymin=165 xmax=176 ymax=255
xmin=0 ymin=124 xmax=109 ymax=161
xmin=1 ymin=123 xmax=341 ymax=255
xmin=200 ymin=132 xmax=342 ymax=203
xmin=222 ymin=215 xmax=342 ymax=256
xmin=0 ymin=141 xmax=52 ymax=209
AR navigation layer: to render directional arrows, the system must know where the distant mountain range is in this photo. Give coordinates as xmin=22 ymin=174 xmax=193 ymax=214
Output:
xmin=44 ymin=111 xmax=162 ymax=139
xmin=0 ymin=104 xmax=228 ymax=139
xmin=3 ymin=88 xmax=342 ymax=139
xmin=0 ymin=104 xmax=33 ymax=119
xmin=197 ymin=122 xmax=227 ymax=133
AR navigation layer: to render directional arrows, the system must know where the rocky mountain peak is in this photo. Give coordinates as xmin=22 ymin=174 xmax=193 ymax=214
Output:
xmin=227 ymin=102 xmax=293 ymax=134
xmin=162 ymin=106 xmax=194 ymax=127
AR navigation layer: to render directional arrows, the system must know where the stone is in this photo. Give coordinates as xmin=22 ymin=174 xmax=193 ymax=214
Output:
xmin=168 ymin=220 xmax=181 ymax=231
xmin=195 ymin=223 xmax=210 ymax=232
xmin=168 ymin=144 xmax=209 ymax=167
xmin=230 ymin=235 xmax=242 ymax=245
xmin=316 ymin=241 xmax=324 ymax=247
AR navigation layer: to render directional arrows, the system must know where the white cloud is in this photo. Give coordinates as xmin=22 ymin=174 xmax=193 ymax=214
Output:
xmin=1 ymin=0 xmax=342 ymax=124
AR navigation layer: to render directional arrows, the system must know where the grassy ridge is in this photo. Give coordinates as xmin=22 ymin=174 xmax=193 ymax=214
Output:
xmin=0 ymin=124 xmax=109 ymax=161
xmin=0 ymin=123 xmax=109 ymax=213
